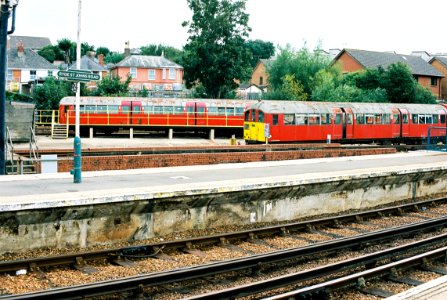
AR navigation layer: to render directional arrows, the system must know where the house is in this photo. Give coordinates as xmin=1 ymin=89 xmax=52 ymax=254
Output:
xmin=7 ymin=41 xmax=58 ymax=94
xmin=237 ymin=83 xmax=263 ymax=100
xmin=332 ymin=49 xmax=444 ymax=99
xmin=69 ymin=52 xmax=108 ymax=89
xmin=110 ymin=54 xmax=183 ymax=92
xmin=429 ymin=56 xmax=447 ymax=100
xmin=250 ymin=59 xmax=273 ymax=91
xmin=7 ymin=35 xmax=51 ymax=50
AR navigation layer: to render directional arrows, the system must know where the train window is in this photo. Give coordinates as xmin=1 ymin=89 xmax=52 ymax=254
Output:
xmin=218 ymin=107 xmax=226 ymax=115
xmin=334 ymin=114 xmax=342 ymax=125
xmin=244 ymin=110 xmax=250 ymax=121
xmin=227 ymin=107 xmax=235 ymax=116
xmin=365 ymin=115 xmax=374 ymax=124
xmin=402 ymin=114 xmax=408 ymax=124
xmin=308 ymin=114 xmax=320 ymax=125
xmin=154 ymin=106 xmax=163 ymax=114
xmin=374 ymin=114 xmax=382 ymax=124
xmin=295 ymin=114 xmax=307 ymax=125
xmin=418 ymin=115 xmax=425 ymax=124
xmin=197 ymin=107 xmax=205 ymax=115
xmin=258 ymin=111 xmax=264 ymax=122
xmin=382 ymin=114 xmax=391 ymax=124
xmin=122 ymin=106 xmax=130 ymax=114
xmin=133 ymin=106 xmax=141 ymax=113
xmin=393 ymin=114 xmax=400 ymax=124
xmin=284 ymin=114 xmax=295 ymax=125
xmin=321 ymin=114 xmax=331 ymax=125
xmin=97 ymin=105 xmax=108 ymax=113
xmin=412 ymin=114 xmax=418 ymax=124
xmin=273 ymin=114 xmax=278 ymax=125
xmin=79 ymin=105 xmax=86 ymax=113
xmin=236 ymin=107 xmax=244 ymax=115
xmin=208 ymin=107 xmax=218 ymax=115
xmin=107 ymin=105 xmax=119 ymax=113
xmin=426 ymin=115 xmax=433 ymax=124
xmin=441 ymin=115 xmax=446 ymax=124
xmin=143 ymin=105 xmax=153 ymax=114
xmin=433 ymin=115 xmax=439 ymax=123
xmin=163 ymin=106 xmax=173 ymax=114
xmin=347 ymin=114 xmax=353 ymax=125
xmin=173 ymin=106 xmax=183 ymax=114
xmin=356 ymin=114 xmax=365 ymax=125
xmin=186 ymin=106 xmax=194 ymax=114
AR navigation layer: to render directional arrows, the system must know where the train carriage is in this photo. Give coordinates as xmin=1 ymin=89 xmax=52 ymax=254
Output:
xmin=244 ymin=100 xmax=447 ymax=144
xmin=59 ymin=97 xmax=256 ymax=135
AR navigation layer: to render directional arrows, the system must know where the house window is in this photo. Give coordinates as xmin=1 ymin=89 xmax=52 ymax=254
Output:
xmin=431 ymin=77 xmax=437 ymax=86
xmin=30 ymin=70 xmax=37 ymax=80
xmin=162 ymin=68 xmax=166 ymax=79
xmin=259 ymin=76 xmax=263 ymax=85
xmin=130 ymin=68 xmax=137 ymax=78
xmin=169 ymin=68 xmax=175 ymax=79
xmin=48 ymin=70 xmax=53 ymax=77
xmin=148 ymin=69 xmax=156 ymax=80
xmin=7 ymin=69 xmax=12 ymax=81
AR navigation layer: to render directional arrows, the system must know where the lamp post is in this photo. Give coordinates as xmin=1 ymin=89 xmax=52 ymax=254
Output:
xmin=0 ymin=0 xmax=18 ymax=175
xmin=73 ymin=0 xmax=82 ymax=183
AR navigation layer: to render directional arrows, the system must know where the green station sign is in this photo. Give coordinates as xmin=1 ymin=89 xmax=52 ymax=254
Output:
xmin=57 ymin=70 xmax=100 ymax=82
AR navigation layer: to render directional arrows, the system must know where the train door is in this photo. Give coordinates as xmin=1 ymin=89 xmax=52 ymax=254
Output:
xmin=196 ymin=102 xmax=207 ymax=126
xmin=121 ymin=101 xmax=131 ymax=125
xmin=332 ymin=107 xmax=343 ymax=140
xmin=131 ymin=101 xmax=142 ymax=125
xmin=186 ymin=102 xmax=195 ymax=125
xmin=391 ymin=108 xmax=401 ymax=138
xmin=340 ymin=107 xmax=353 ymax=139
xmin=399 ymin=108 xmax=409 ymax=138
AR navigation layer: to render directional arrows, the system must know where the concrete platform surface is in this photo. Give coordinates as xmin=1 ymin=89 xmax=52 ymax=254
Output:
xmin=1 ymin=151 xmax=447 ymax=212
xmin=386 ymin=275 xmax=447 ymax=300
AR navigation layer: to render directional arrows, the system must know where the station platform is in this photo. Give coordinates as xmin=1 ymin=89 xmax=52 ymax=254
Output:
xmin=387 ymin=275 xmax=447 ymax=300
xmin=1 ymin=151 xmax=447 ymax=211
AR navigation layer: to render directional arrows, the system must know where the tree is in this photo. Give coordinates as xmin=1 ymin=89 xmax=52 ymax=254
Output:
xmin=104 ymin=52 xmax=124 ymax=64
xmin=32 ymin=77 xmax=74 ymax=110
xmin=96 ymin=46 xmax=111 ymax=57
xmin=38 ymin=45 xmax=64 ymax=63
xmin=381 ymin=62 xmax=417 ymax=103
xmin=94 ymin=74 xmax=132 ymax=96
xmin=57 ymin=38 xmax=75 ymax=64
xmin=267 ymin=44 xmax=331 ymax=100
xmin=182 ymin=0 xmax=252 ymax=98
xmin=140 ymin=44 xmax=184 ymax=65
xmin=246 ymin=39 xmax=275 ymax=68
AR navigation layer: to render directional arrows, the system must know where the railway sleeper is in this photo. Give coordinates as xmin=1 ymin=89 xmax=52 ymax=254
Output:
xmin=110 ymin=256 xmax=136 ymax=268
xmin=72 ymin=257 xmax=98 ymax=274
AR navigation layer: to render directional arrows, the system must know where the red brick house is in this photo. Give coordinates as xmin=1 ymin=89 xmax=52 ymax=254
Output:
xmin=332 ymin=49 xmax=444 ymax=99
xmin=110 ymin=55 xmax=184 ymax=92
xmin=429 ymin=56 xmax=447 ymax=100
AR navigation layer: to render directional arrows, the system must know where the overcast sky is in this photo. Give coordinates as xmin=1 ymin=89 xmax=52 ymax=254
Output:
xmin=12 ymin=0 xmax=447 ymax=55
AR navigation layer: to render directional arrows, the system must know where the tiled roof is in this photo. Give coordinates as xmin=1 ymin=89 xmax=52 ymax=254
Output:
xmin=7 ymin=48 xmax=58 ymax=70
xmin=9 ymin=35 xmax=51 ymax=50
xmin=69 ymin=56 xmax=108 ymax=72
xmin=431 ymin=56 xmax=447 ymax=68
xmin=114 ymin=55 xmax=182 ymax=69
xmin=341 ymin=49 xmax=443 ymax=77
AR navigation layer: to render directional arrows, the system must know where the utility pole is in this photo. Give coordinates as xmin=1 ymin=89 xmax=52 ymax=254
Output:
xmin=72 ymin=0 xmax=82 ymax=183
xmin=0 ymin=0 xmax=18 ymax=175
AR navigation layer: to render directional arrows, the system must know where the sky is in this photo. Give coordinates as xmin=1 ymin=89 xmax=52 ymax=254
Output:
xmin=11 ymin=0 xmax=447 ymax=55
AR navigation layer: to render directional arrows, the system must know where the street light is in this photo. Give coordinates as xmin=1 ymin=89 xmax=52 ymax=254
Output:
xmin=0 ymin=0 xmax=18 ymax=175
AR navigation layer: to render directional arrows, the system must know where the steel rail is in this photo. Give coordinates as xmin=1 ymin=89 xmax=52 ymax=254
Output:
xmin=0 ymin=197 xmax=444 ymax=274
xmin=2 ymin=214 xmax=447 ymax=299
xmin=262 ymin=245 xmax=447 ymax=300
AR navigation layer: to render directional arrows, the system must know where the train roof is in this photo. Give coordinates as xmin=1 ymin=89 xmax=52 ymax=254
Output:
xmin=248 ymin=100 xmax=447 ymax=115
xmin=59 ymin=97 xmax=256 ymax=107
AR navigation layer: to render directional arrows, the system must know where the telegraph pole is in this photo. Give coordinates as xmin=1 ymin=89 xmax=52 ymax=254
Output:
xmin=0 ymin=0 xmax=17 ymax=175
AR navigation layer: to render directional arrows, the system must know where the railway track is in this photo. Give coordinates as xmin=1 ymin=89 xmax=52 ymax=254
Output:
xmin=1 ymin=197 xmax=447 ymax=299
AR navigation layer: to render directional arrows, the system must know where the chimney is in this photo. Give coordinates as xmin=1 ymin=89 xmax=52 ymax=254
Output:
xmin=17 ymin=41 xmax=24 ymax=57
xmin=98 ymin=54 xmax=104 ymax=66
xmin=87 ymin=51 xmax=96 ymax=58
xmin=124 ymin=41 xmax=130 ymax=57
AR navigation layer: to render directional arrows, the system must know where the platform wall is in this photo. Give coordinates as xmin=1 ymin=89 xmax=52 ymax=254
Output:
xmin=0 ymin=167 xmax=446 ymax=253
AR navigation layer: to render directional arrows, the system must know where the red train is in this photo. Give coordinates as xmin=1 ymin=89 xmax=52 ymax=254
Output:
xmin=59 ymin=97 xmax=256 ymax=135
xmin=244 ymin=100 xmax=447 ymax=144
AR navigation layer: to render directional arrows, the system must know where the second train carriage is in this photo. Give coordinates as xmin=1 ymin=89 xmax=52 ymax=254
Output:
xmin=244 ymin=100 xmax=447 ymax=144
xmin=59 ymin=97 xmax=255 ymax=134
